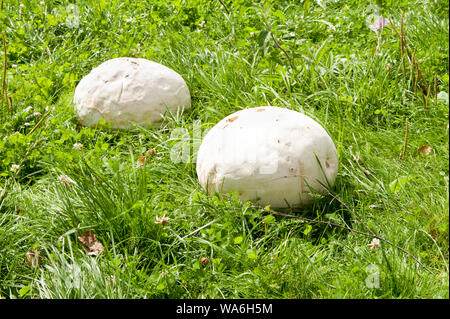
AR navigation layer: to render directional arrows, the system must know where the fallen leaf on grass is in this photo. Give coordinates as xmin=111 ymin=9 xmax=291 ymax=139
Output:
xmin=417 ymin=145 xmax=431 ymax=156
xmin=200 ymin=257 xmax=210 ymax=265
xmin=78 ymin=230 xmax=105 ymax=256
xmin=25 ymin=249 xmax=42 ymax=268
xmin=428 ymin=224 xmax=439 ymax=241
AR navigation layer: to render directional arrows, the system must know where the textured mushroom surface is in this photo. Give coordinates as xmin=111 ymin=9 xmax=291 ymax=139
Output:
xmin=74 ymin=57 xmax=191 ymax=129
xmin=196 ymin=106 xmax=338 ymax=208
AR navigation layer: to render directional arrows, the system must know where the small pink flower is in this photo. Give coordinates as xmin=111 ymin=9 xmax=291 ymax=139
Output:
xmin=370 ymin=17 xmax=388 ymax=32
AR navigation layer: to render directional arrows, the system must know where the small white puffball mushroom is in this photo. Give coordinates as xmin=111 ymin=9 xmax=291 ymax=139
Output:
xmin=73 ymin=57 xmax=191 ymax=129
xmin=196 ymin=106 xmax=338 ymax=209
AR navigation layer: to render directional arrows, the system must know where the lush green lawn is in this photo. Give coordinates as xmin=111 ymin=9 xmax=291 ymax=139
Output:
xmin=0 ymin=0 xmax=448 ymax=299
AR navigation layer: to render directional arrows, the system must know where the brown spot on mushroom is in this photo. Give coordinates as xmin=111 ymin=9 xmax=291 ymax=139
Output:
xmin=277 ymin=139 xmax=280 ymax=143
xmin=130 ymin=61 xmax=139 ymax=69
xmin=275 ymin=119 xmax=279 ymax=122
xmin=325 ymin=161 xmax=330 ymax=168
xmin=256 ymin=108 xmax=266 ymax=112
xmin=226 ymin=116 xmax=239 ymax=123
xmin=289 ymin=167 xmax=296 ymax=174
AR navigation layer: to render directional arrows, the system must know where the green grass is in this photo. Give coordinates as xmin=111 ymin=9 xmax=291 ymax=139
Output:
xmin=0 ymin=0 xmax=448 ymax=299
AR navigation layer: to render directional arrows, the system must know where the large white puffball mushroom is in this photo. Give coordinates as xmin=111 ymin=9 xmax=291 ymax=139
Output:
xmin=74 ymin=57 xmax=191 ymax=129
xmin=196 ymin=106 xmax=338 ymax=208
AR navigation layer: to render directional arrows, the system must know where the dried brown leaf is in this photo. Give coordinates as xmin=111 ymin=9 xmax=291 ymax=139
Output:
xmin=137 ymin=155 xmax=147 ymax=166
xmin=78 ymin=230 xmax=105 ymax=256
xmin=200 ymin=257 xmax=210 ymax=265
xmin=26 ymin=249 xmax=42 ymax=268
xmin=429 ymin=225 xmax=439 ymax=241
xmin=418 ymin=145 xmax=431 ymax=156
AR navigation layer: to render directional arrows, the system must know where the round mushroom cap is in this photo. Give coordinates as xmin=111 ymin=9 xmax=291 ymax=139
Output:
xmin=196 ymin=106 xmax=338 ymax=209
xmin=74 ymin=57 xmax=191 ymax=129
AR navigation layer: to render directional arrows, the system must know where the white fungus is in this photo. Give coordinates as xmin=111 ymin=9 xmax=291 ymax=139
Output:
xmin=74 ymin=57 xmax=191 ymax=129
xmin=196 ymin=106 xmax=338 ymax=209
